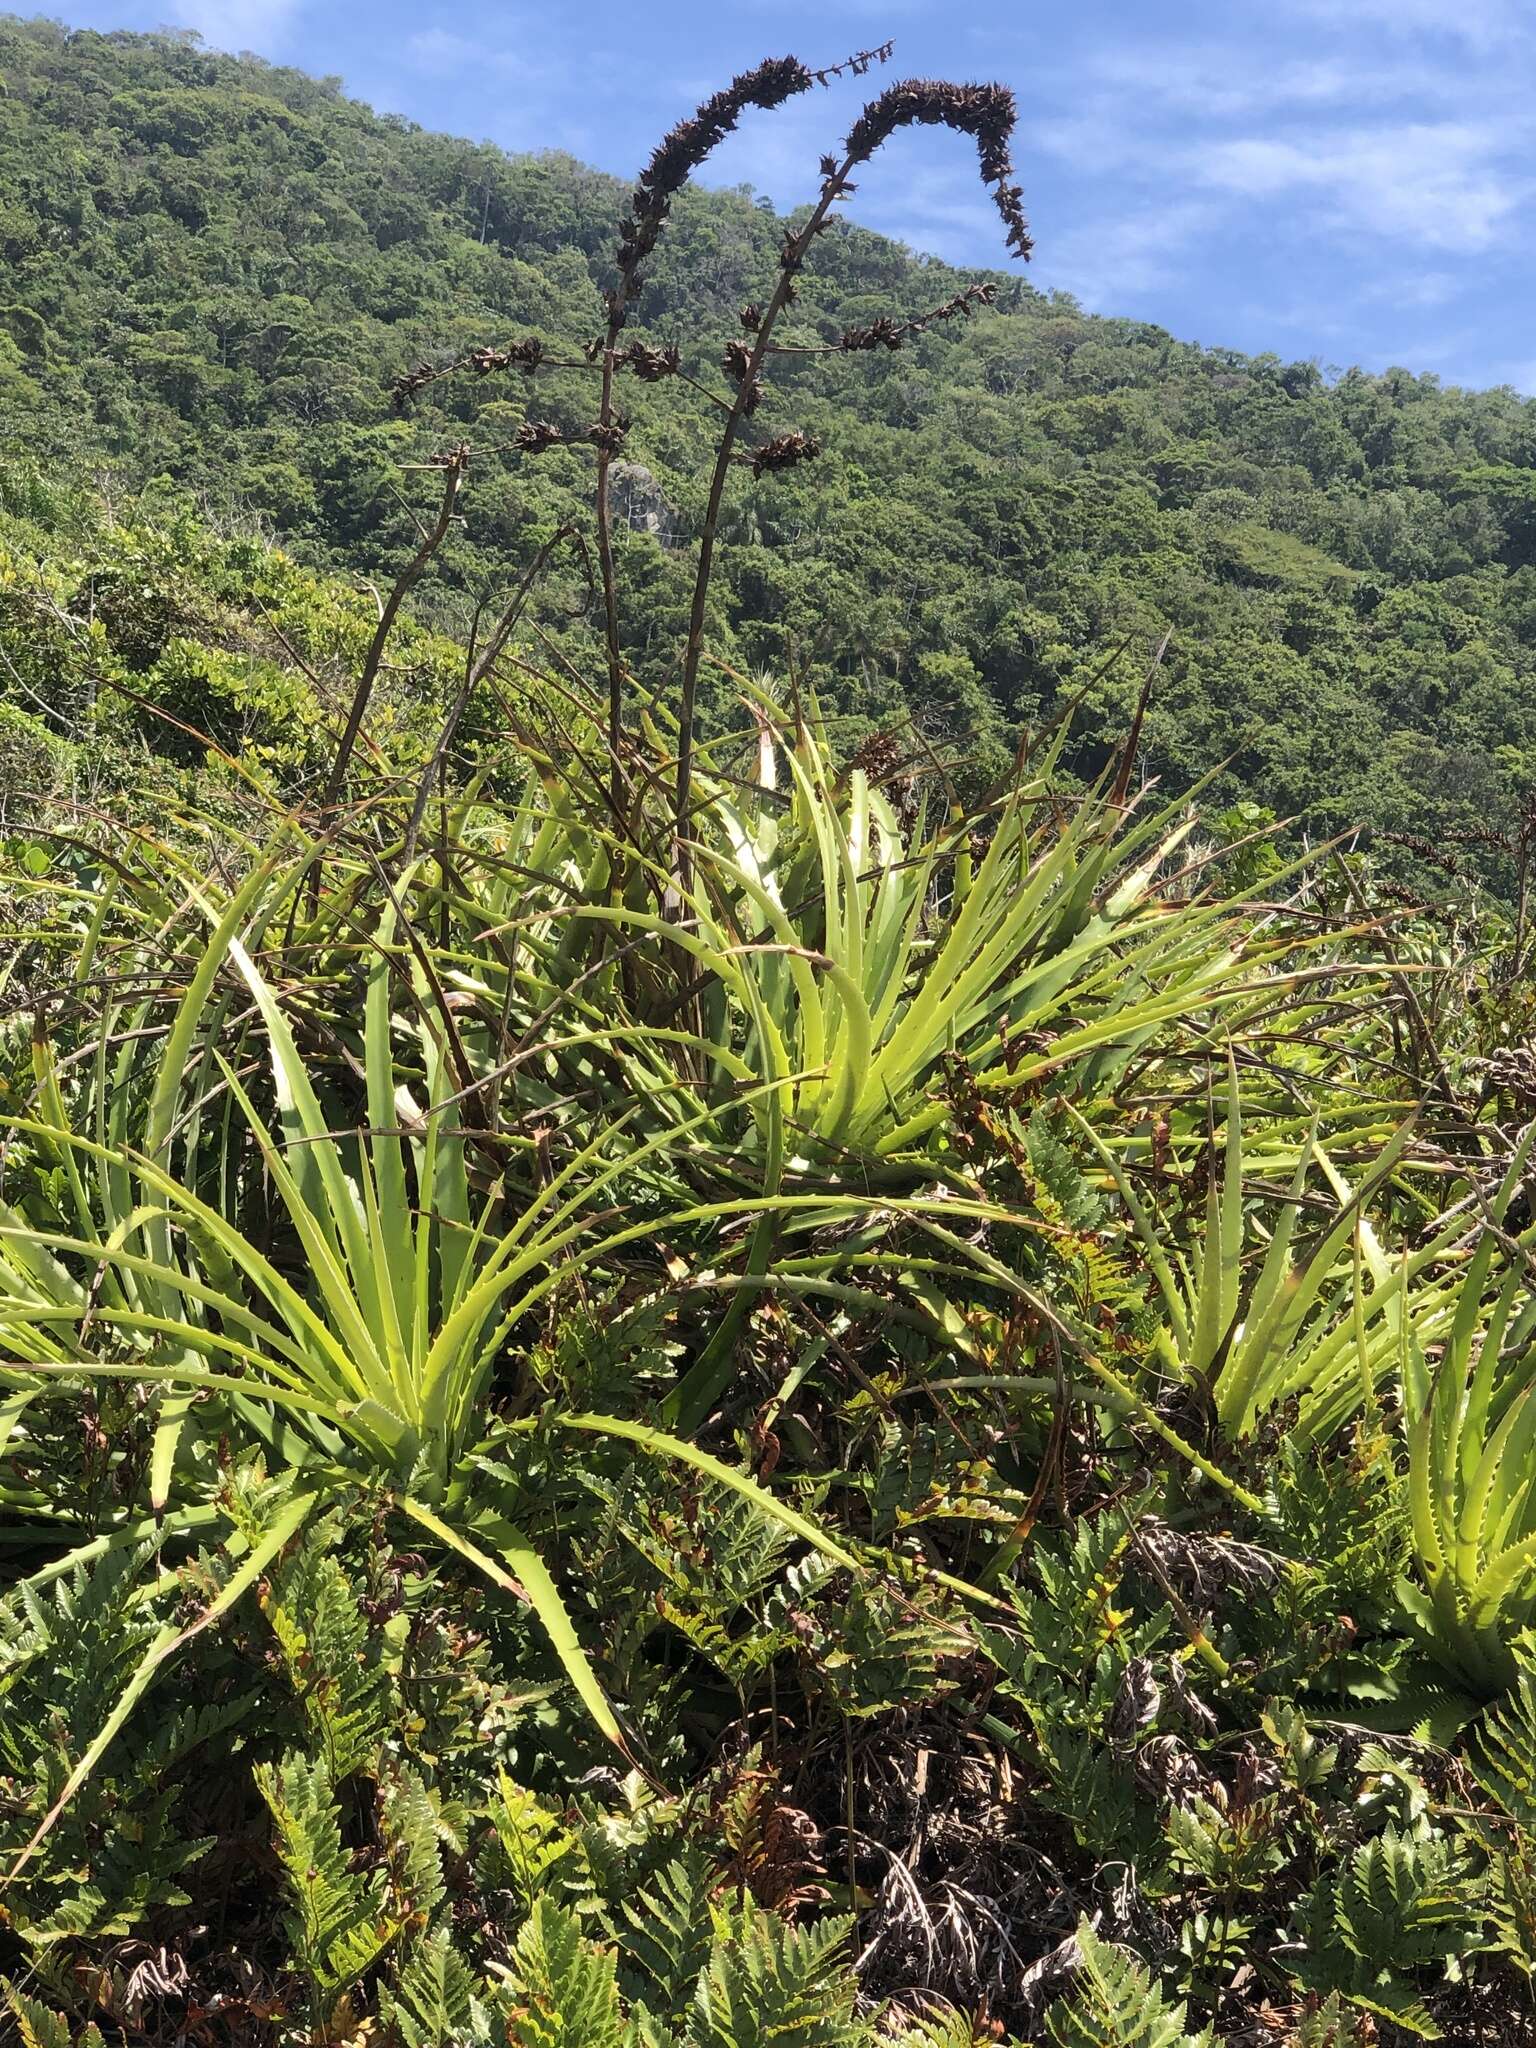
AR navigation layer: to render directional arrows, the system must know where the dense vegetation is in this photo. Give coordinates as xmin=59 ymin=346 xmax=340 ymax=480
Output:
xmin=2 ymin=16 xmax=1536 ymax=888
xmin=4 ymin=26 xmax=1536 ymax=2048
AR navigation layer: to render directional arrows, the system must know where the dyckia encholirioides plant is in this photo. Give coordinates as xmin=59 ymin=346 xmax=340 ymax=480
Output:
xmin=1081 ymin=1059 xmax=1476 ymax=1449
xmin=0 ymin=851 xmax=899 ymax=1873
xmin=440 ymin=693 xmax=1349 ymax=1173
xmin=406 ymin=694 xmax=1380 ymax=1439
xmin=1402 ymin=1119 xmax=1536 ymax=1696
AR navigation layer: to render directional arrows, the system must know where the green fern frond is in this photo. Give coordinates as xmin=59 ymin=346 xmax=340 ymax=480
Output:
xmin=483 ymin=1771 xmax=587 ymax=1909
xmin=1286 ymin=1993 xmax=1365 ymax=2047
xmin=1045 ymin=1924 xmax=1212 ymax=2048
xmin=20 ymin=1793 xmax=213 ymax=1943
xmin=1 ymin=1979 xmax=106 ymax=2048
xmin=1484 ymin=1840 xmax=1536 ymax=1980
xmin=1293 ymin=1822 xmax=1482 ymax=2033
xmin=888 ymin=2001 xmax=999 ymax=2048
xmin=1471 ymin=1664 xmax=1536 ymax=1826
xmin=259 ymin=1522 xmax=392 ymax=1781
xmin=135 ymin=1693 xmax=259 ymax=1775
xmin=626 ymin=2008 xmax=685 ymax=2048
xmin=255 ymin=1750 xmax=400 ymax=2006
xmin=618 ymin=1844 xmax=716 ymax=2025
xmin=0 ymin=1542 xmax=158 ymax=1776
xmin=688 ymin=1904 xmax=861 ymax=2048
xmin=585 ymin=1468 xmax=795 ymax=1611
xmin=1334 ymin=1826 xmax=1470 ymax=1965
xmin=380 ymin=1763 xmax=447 ymax=1927
xmin=379 ymin=1926 xmax=495 ymax=2048
xmin=503 ymin=1897 xmax=625 ymax=2048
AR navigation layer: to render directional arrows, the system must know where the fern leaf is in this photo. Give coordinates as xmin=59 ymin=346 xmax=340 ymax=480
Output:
xmin=260 ymin=1526 xmax=392 ymax=1781
xmin=2 ymin=1982 xmax=71 ymax=2048
xmin=1472 ymin=1667 xmax=1536 ymax=1826
xmin=1 ymin=1980 xmax=106 ymax=2048
xmin=687 ymin=1903 xmax=862 ymax=2048
xmin=1294 ymin=1823 xmax=1480 ymax=2032
xmin=1286 ymin=1994 xmax=1365 ymax=2048
xmin=483 ymin=1772 xmax=586 ymax=1909
xmin=505 ymin=1898 xmax=625 ymax=2048
xmin=380 ymin=1764 xmax=447 ymax=1927
xmin=255 ymin=1750 xmax=399 ymax=2002
xmin=1045 ymin=1924 xmax=1212 ymax=2048
xmin=626 ymin=2008 xmax=686 ymax=2048
xmin=889 ymin=2003 xmax=999 ymax=2048
xmin=379 ymin=1926 xmax=492 ymax=2047
xmin=619 ymin=1844 xmax=716 ymax=2025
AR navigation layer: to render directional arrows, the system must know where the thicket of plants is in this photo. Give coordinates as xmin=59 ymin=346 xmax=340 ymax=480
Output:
xmin=3 ymin=39 xmax=1536 ymax=2048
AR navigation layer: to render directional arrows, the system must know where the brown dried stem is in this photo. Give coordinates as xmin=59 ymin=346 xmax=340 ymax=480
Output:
xmin=672 ymin=75 xmax=1030 ymax=885
xmin=594 ymin=56 xmax=820 ymax=817
xmin=320 ymin=444 xmax=468 ymax=812
xmin=401 ymin=522 xmax=582 ymax=863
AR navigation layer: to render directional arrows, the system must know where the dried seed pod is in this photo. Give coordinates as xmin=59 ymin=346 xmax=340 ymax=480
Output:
xmin=839 ymin=314 xmax=904 ymax=352
xmin=839 ymin=280 xmax=998 ymax=353
xmin=617 ymin=340 xmax=681 ymax=382
xmin=746 ymin=430 xmax=821 ymax=477
xmin=390 ymin=361 xmax=439 ymax=409
xmin=586 ymin=416 xmax=632 ymax=454
xmin=810 ymin=41 xmax=893 ymax=89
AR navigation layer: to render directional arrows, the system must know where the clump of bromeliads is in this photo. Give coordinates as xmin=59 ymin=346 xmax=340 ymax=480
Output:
xmin=2 ymin=42 xmax=1536 ymax=2048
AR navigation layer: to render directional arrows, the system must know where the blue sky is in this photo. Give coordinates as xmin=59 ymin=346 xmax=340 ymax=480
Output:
xmin=61 ymin=0 xmax=1536 ymax=393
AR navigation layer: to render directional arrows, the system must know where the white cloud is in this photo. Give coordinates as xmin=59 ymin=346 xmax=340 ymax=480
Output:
xmin=1037 ymin=198 xmax=1219 ymax=309
xmin=1070 ymin=49 xmax=1440 ymax=122
xmin=168 ymin=0 xmax=300 ymax=53
xmin=1016 ymin=0 xmax=1536 ymax=384
xmin=405 ymin=28 xmax=482 ymax=75
xmin=1034 ymin=9 xmax=1534 ymax=286
xmin=403 ymin=24 xmax=544 ymax=79
xmin=1204 ymin=123 xmax=1527 ymax=251
xmin=1280 ymin=0 xmax=1523 ymax=46
xmin=1362 ymin=270 xmax=1460 ymax=310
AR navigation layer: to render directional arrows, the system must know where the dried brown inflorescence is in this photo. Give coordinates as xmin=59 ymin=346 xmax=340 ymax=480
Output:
xmin=586 ymin=417 xmax=632 ymax=455
xmin=391 ymin=359 xmax=438 ymax=408
xmin=839 ymin=281 xmax=997 ymax=352
xmin=614 ymin=56 xmax=816 ymax=317
xmin=514 ymin=419 xmax=566 ymax=454
xmin=810 ymin=39 xmax=894 ymax=88
xmin=613 ymin=37 xmax=895 ymax=313
xmin=392 ymin=336 xmax=548 ymax=409
xmin=843 ymin=79 xmax=1032 ymax=260
xmin=615 ymin=340 xmax=681 ymax=383
xmin=744 ymin=430 xmax=822 ymax=478
xmin=467 ymin=338 xmax=545 ymax=376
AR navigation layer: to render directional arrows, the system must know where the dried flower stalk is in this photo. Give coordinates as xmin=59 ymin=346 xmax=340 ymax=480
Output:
xmin=385 ymin=46 xmax=1032 ymax=908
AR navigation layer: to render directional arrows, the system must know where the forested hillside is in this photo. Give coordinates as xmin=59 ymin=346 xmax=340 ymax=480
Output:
xmin=1 ymin=16 xmax=1535 ymax=884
